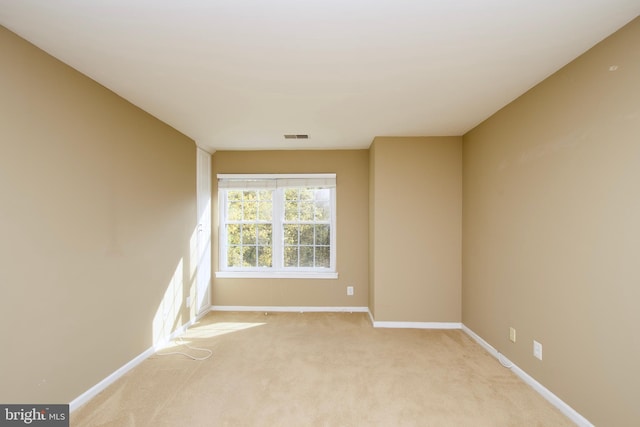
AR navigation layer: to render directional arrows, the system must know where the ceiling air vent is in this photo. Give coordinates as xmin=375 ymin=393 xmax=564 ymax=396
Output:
xmin=284 ymin=134 xmax=309 ymax=139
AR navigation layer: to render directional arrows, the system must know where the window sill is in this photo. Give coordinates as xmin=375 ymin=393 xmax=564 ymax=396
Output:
xmin=215 ymin=271 xmax=339 ymax=280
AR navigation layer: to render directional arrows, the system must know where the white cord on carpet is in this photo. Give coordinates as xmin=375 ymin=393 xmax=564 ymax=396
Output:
xmin=157 ymin=338 xmax=213 ymax=361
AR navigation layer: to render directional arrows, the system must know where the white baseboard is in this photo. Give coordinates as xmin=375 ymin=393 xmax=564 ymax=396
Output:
xmin=367 ymin=309 xmax=375 ymax=325
xmin=367 ymin=309 xmax=461 ymax=329
xmin=210 ymin=305 xmax=369 ymax=313
xmin=372 ymin=320 xmax=462 ymax=329
xmin=213 ymin=307 xmax=461 ymax=329
xmin=69 ymin=345 xmax=155 ymax=413
xmin=461 ymin=324 xmax=593 ymax=427
xmin=69 ymin=308 xmax=210 ymax=412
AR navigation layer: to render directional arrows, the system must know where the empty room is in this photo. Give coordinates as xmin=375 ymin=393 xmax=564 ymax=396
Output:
xmin=1 ymin=1 xmax=639 ymax=426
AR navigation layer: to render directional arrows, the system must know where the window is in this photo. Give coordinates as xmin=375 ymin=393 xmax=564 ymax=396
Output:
xmin=216 ymin=174 xmax=337 ymax=279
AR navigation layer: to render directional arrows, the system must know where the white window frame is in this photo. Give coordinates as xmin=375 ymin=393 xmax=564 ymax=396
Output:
xmin=216 ymin=173 xmax=338 ymax=279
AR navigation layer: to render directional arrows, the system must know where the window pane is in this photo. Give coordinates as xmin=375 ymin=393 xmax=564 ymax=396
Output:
xmin=283 ymin=224 xmax=299 ymax=245
xmin=227 ymin=246 xmax=242 ymax=267
xmin=281 ymin=186 xmax=334 ymax=270
xmin=258 ymin=246 xmax=272 ymax=267
xmin=257 ymin=224 xmax=272 ymax=245
xmin=258 ymin=190 xmax=272 ymax=201
xmin=315 ymin=225 xmax=330 ymax=246
xmin=284 ymin=200 xmax=298 ymax=221
xmin=243 ymin=201 xmax=257 ymax=220
xmin=299 ymin=189 xmax=314 ymax=201
xmin=315 ymin=188 xmax=330 ymax=201
xmin=228 ymin=202 xmax=242 ymax=221
xmin=227 ymin=191 xmax=242 ymax=201
xmin=258 ymin=201 xmax=272 ymax=221
xmin=284 ymin=188 xmax=298 ymax=200
xmin=300 ymin=201 xmax=314 ymax=221
xmin=300 ymin=224 xmax=314 ymax=245
xmin=243 ymin=190 xmax=256 ymax=200
xmin=316 ymin=246 xmax=330 ymax=268
xmin=227 ymin=224 xmax=241 ymax=244
xmin=242 ymin=246 xmax=256 ymax=267
xmin=242 ymin=224 xmax=256 ymax=244
xmin=314 ymin=200 xmax=330 ymax=221
xmin=299 ymin=246 xmax=314 ymax=267
xmin=284 ymin=246 xmax=298 ymax=267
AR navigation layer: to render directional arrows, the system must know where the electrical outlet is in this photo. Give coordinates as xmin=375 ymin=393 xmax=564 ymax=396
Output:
xmin=509 ymin=327 xmax=516 ymax=343
xmin=533 ymin=340 xmax=543 ymax=360
xmin=347 ymin=286 xmax=354 ymax=296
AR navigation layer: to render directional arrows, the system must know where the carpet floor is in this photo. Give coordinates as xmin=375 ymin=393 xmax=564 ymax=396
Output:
xmin=71 ymin=311 xmax=574 ymax=426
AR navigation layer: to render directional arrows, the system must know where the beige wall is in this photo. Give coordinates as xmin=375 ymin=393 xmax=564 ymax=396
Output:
xmin=0 ymin=27 xmax=197 ymax=404
xmin=211 ymin=150 xmax=369 ymax=307
xmin=370 ymin=137 xmax=462 ymax=322
xmin=463 ymin=17 xmax=640 ymax=426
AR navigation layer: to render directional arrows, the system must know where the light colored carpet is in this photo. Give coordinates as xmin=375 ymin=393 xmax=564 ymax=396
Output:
xmin=71 ymin=311 xmax=573 ymax=426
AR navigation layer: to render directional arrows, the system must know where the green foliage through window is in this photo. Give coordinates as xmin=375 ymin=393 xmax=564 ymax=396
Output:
xmin=219 ymin=175 xmax=335 ymax=273
xmin=225 ymin=190 xmax=273 ymax=268
xmin=282 ymin=188 xmax=331 ymax=269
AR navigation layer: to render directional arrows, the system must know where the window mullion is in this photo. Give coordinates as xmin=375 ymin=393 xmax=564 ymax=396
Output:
xmin=272 ymin=188 xmax=283 ymax=270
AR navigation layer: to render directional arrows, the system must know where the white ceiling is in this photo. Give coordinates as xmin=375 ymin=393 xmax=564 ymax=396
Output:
xmin=1 ymin=1 xmax=638 ymax=151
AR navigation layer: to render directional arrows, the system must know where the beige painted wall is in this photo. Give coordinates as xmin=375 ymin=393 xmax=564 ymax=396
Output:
xmin=211 ymin=150 xmax=369 ymax=307
xmin=0 ymin=27 xmax=197 ymax=404
xmin=463 ymin=17 xmax=640 ymax=426
xmin=370 ymin=137 xmax=462 ymax=322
